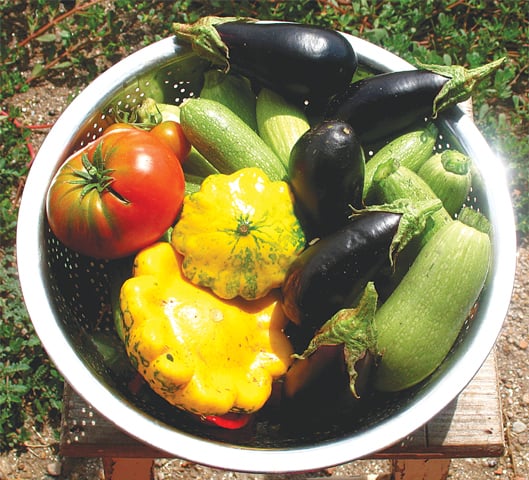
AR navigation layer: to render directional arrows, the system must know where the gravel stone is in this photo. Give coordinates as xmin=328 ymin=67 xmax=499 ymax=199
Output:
xmin=513 ymin=421 xmax=528 ymax=434
xmin=46 ymin=461 xmax=62 ymax=477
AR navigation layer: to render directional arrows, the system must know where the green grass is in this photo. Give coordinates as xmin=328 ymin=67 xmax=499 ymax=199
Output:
xmin=0 ymin=107 xmax=63 ymax=449
xmin=1 ymin=0 xmax=527 ymax=450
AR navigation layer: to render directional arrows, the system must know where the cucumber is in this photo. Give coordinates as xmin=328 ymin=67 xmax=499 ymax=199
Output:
xmin=180 ymin=97 xmax=287 ymax=181
xmin=200 ymin=69 xmax=258 ymax=131
xmin=256 ymin=87 xmax=310 ymax=169
xmin=373 ymin=207 xmax=492 ymax=392
xmin=417 ymin=149 xmax=472 ymax=217
xmin=363 ymin=123 xmax=438 ymax=200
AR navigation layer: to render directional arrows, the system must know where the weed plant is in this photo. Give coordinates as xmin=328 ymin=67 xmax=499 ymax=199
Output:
xmin=0 ymin=0 xmax=527 ymax=450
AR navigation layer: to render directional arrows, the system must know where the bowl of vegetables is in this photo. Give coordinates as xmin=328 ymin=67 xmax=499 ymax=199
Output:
xmin=17 ymin=17 xmax=516 ymax=473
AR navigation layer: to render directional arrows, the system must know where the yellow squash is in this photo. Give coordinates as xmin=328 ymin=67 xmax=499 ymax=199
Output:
xmin=171 ymin=167 xmax=306 ymax=300
xmin=119 ymin=241 xmax=294 ymax=416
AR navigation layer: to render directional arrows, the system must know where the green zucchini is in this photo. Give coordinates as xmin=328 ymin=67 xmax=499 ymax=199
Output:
xmin=417 ymin=150 xmax=472 ymax=217
xmin=373 ymin=207 xmax=492 ymax=392
xmin=200 ymin=69 xmax=258 ymax=131
xmin=368 ymin=164 xmax=452 ymax=247
xmin=135 ymin=98 xmax=220 ymax=177
xmin=180 ymin=97 xmax=287 ymax=181
xmin=181 ymin=154 xmax=218 ymax=177
xmin=256 ymin=87 xmax=310 ymax=169
xmin=363 ymin=123 xmax=438 ymax=200
xmin=184 ymin=173 xmax=205 ymax=195
xmin=183 ymin=149 xmax=220 ymax=177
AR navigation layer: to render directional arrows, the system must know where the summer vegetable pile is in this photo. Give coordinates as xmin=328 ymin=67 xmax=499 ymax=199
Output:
xmin=45 ymin=16 xmax=503 ymax=430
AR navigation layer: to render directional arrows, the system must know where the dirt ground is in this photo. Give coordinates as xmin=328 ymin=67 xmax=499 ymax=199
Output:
xmin=2 ymin=78 xmax=529 ymax=480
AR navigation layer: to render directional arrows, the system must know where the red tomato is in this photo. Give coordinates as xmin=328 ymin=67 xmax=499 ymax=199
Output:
xmin=103 ymin=122 xmax=139 ymax=134
xmin=46 ymin=127 xmax=185 ymax=259
xmin=150 ymin=120 xmax=191 ymax=163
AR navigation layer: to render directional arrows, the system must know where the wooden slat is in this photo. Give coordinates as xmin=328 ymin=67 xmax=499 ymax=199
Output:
xmin=391 ymin=459 xmax=451 ymax=480
xmin=60 ymin=392 xmax=167 ymax=458
xmin=60 ymin=353 xmax=503 ymax=460
xmin=102 ymin=458 xmax=155 ymax=480
xmin=376 ymin=353 xmax=504 ymax=459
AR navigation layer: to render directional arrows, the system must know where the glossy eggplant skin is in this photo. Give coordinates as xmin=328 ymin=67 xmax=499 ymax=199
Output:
xmin=288 ymin=120 xmax=365 ymax=237
xmin=325 ymin=70 xmax=448 ymax=144
xmin=215 ymin=22 xmax=358 ymax=107
xmin=281 ymin=210 xmax=401 ymax=332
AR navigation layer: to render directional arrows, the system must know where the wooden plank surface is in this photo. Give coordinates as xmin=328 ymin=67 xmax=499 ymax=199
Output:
xmin=60 ymin=353 xmax=503 ymax=460
xmin=375 ymin=352 xmax=504 ymax=458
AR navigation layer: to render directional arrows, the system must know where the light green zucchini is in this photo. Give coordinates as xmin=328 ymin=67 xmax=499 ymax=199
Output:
xmin=363 ymin=123 xmax=438 ymax=200
xmin=373 ymin=207 xmax=492 ymax=392
xmin=180 ymin=97 xmax=287 ymax=181
xmin=256 ymin=87 xmax=310 ymax=169
xmin=417 ymin=150 xmax=472 ymax=217
xmin=200 ymin=70 xmax=258 ymax=131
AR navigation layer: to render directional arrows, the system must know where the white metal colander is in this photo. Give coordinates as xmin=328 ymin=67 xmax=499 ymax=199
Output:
xmin=16 ymin=31 xmax=516 ymax=473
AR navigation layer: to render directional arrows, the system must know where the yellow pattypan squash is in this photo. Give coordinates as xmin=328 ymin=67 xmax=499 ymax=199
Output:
xmin=171 ymin=167 xmax=306 ymax=300
xmin=119 ymin=241 xmax=294 ymax=416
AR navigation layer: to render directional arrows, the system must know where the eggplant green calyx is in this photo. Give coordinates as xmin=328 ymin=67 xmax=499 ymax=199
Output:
xmin=350 ymin=198 xmax=443 ymax=265
xmin=293 ymin=282 xmax=378 ymax=398
xmin=415 ymin=57 xmax=505 ymax=117
xmin=173 ymin=16 xmax=257 ymax=71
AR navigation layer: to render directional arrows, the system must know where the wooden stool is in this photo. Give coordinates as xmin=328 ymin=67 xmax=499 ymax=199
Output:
xmin=59 ymin=352 xmax=503 ymax=480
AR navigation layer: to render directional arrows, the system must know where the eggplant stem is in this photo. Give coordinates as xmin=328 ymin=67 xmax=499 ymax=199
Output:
xmin=351 ymin=198 xmax=443 ymax=266
xmin=416 ymin=57 xmax=505 ymax=116
xmin=173 ymin=16 xmax=256 ymax=71
xmin=295 ymin=282 xmax=378 ymax=398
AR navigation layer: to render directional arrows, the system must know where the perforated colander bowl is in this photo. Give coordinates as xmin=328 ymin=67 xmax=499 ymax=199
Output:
xmin=17 ymin=31 xmax=516 ymax=473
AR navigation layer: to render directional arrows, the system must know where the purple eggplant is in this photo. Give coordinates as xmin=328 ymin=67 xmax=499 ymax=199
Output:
xmin=281 ymin=200 xmax=441 ymax=333
xmin=281 ymin=210 xmax=400 ymax=332
xmin=325 ymin=58 xmax=505 ymax=144
xmin=288 ymin=120 xmax=365 ymax=237
xmin=281 ymin=284 xmax=378 ymax=425
xmin=173 ymin=16 xmax=358 ymax=107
